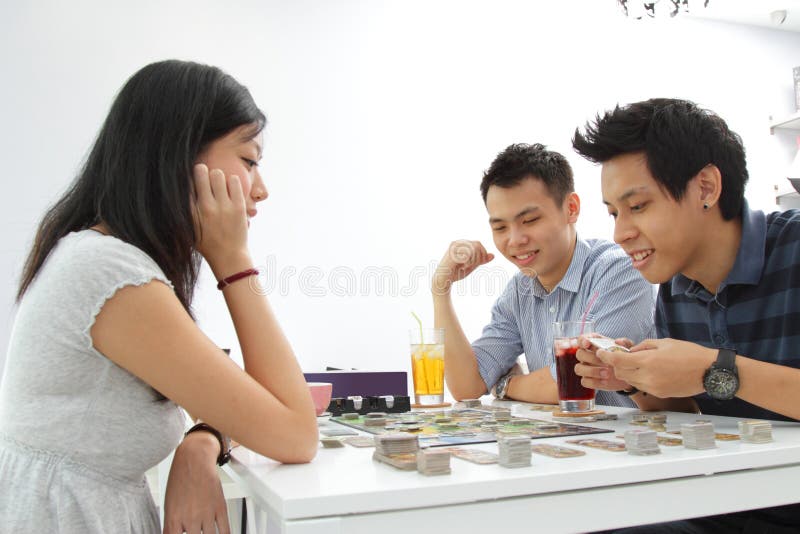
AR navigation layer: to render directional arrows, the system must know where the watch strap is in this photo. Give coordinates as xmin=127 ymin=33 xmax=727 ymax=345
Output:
xmin=616 ymin=386 xmax=639 ymax=396
xmin=715 ymin=348 xmax=736 ymax=372
xmin=185 ymin=422 xmax=231 ymax=466
xmin=493 ymin=372 xmax=512 ymax=399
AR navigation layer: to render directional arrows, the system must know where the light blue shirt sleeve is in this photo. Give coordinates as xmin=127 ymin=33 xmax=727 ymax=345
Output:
xmin=472 ymin=279 xmax=524 ymax=391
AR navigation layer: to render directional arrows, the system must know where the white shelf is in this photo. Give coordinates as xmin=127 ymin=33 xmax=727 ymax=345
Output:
xmin=770 ymin=111 xmax=800 ymax=133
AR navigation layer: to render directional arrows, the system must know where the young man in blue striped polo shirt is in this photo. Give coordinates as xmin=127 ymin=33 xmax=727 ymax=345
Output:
xmin=573 ymin=98 xmax=800 ymax=532
xmin=431 ymin=143 xmax=654 ymax=407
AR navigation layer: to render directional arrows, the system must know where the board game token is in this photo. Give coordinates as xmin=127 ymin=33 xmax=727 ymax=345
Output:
xmin=375 ymin=433 xmax=418 ymax=451
xmin=498 ymin=435 xmax=532 ymax=467
xmin=364 ymin=417 xmax=387 ymax=427
xmin=493 ymin=409 xmax=512 ymax=421
xmin=417 ymin=449 xmax=452 ymax=475
xmin=680 ymin=422 xmax=716 ymax=450
xmin=738 ymin=420 xmax=773 ymax=443
xmin=624 ymin=429 xmax=660 ymax=455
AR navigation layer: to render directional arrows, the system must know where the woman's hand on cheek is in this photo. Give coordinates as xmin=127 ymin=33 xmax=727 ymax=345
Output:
xmin=193 ymin=163 xmax=252 ymax=278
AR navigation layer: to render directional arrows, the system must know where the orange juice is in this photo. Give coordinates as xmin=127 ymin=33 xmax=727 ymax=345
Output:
xmin=410 ymin=343 xmax=444 ymax=404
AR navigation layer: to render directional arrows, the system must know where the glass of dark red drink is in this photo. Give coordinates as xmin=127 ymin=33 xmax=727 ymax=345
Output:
xmin=553 ymin=321 xmax=595 ymax=412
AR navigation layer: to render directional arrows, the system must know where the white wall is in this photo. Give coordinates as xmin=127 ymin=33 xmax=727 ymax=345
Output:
xmin=2 ymin=0 xmax=799 ymax=384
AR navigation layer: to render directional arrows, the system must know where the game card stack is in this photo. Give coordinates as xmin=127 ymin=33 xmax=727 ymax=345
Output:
xmin=320 ymin=436 xmax=345 ymax=448
xmin=364 ymin=412 xmax=388 ymax=427
xmin=493 ymin=408 xmax=512 ymax=422
xmin=416 ymin=448 xmax=452 ymax=476
xmin=342 ymin=412 xmax=360 ymax=420
xmin=461 ymin=398 xmax=482 ymax=408
xmin=680 ymin=422 xmax=716 ymax=449
xmin=372 ymin=433 xmax=420 ymax=470
xmin=481 ymin=422 xmax=500 ymax=432
xmin=631 ymin=413 xmax=649 ymax=425
xmin=647 ymin=414 xmax=667 ymax=432
xmin=497 ymin=435 xmax=532 ymax=468
xmin=624 ymin=429 xmax=661 ymax=455
xmin=374 ymin=433 xmax=419 ymax=455
xmin=738 ymin=420 xmax=773 ymax=443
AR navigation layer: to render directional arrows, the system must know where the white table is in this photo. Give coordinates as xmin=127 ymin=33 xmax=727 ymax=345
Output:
xmin=225 ymin=402 xmax=800 ymax=533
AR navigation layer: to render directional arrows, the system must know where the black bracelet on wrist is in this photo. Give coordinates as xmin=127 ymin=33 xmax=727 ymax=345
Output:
xmin=185 ymin=422 xmax=231 ymax=466
xmin=616 ymin=386 xmax=639 ymax=397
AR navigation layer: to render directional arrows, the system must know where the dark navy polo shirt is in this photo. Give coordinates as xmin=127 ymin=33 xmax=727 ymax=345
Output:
xmin=656 ymin=203 xmax=800 ymax=422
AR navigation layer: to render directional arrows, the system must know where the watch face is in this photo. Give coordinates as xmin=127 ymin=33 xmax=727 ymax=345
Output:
xmin=704 ymin=368 xmax=739 ymax=400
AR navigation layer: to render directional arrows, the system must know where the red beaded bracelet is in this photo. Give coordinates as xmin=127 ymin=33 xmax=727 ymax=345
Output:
xmin=216 ymin=268 xmax=259 ymax=290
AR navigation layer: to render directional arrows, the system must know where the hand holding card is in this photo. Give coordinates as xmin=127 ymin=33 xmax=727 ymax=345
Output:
xmin=588 ymin=337 xmax=631 ymax=353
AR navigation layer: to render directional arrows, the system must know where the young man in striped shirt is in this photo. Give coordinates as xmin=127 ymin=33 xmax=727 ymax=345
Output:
xmin=431 ymin=143 xmax=654 ymax=407
xmin=573 ymin=98 xmax=800 ymax=532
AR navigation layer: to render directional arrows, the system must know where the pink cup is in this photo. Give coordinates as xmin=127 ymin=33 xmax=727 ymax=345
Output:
xmin=307 ymin=382 xmax=333 ymax=416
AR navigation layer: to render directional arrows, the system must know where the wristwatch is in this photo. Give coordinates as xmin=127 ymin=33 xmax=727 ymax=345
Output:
xmin=493 ymin=372 xmax=514 ymax=400
xmin=702 ymin=348 xmax=739 ymax=401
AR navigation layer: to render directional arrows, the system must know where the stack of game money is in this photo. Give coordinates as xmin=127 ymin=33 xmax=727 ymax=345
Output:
xmin=342 ymin=412 xmax=360 ymax=420
xmin=461 ymin=398 xmax=482 ymax=408
xmin=497 ymin=435 xmax=532 ymax=468
xmin=738 ymin=420 xmax=773 ymax=443
xmin=416 ymin=448 xmax=452 ymax=476
xmin=374 ymin=433 xmax=419 ymax=455
xmin=624 ymin=429 xmax=660 ymax=455
xmin=680 ymin=422 xmax=716 ymax=449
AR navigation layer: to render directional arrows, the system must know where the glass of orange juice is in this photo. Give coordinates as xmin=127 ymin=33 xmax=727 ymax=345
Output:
xmin=409 ymin=328 xmax=445 ymax=405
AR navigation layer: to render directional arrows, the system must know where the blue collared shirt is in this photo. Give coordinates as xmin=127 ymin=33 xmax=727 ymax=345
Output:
xmin=472 ymin=237 xmax=656 ymax=407
xmin=657 ymin=202 xmax=800 ymax=422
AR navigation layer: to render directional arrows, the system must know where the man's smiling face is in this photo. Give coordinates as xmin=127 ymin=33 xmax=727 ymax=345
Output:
xmin=601 ymin=152 xmax=703 ymax=284
xmin=486 ymin=176 xmax=578 ymax=289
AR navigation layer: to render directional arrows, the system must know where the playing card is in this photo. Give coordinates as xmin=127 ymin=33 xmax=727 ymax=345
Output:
xmin=320 ymin=427 xmax=358 ymax=437
xmin=531 ymin=444 xmax=585 ymax=458
xmin=319 ymin=437 xmax=345 ymax=448
xmin=588 ymin=337 xmax=630 ymax=352
xmin=566 ymin=438 xmax=626 ymax=452
xmin=440 ymin=447 xmax=499 ymax=464
xmin=343 ymin=436 xmax=376 ymax=448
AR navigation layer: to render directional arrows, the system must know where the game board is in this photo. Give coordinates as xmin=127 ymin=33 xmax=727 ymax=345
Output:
xmin=330 ymin=407 xmax=613 ymax=447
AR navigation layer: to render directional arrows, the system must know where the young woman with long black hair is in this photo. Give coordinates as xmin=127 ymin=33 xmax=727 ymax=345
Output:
xmin=0 ymin=60 xmax=318 ymax=533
